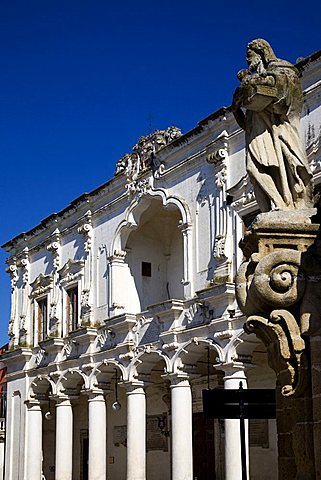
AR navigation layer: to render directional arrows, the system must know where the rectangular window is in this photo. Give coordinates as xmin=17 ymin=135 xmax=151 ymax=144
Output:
xmin=37 ymin=297 xmax=48 ymax=342
xmin=142 ymin=261 xmax=152 ymax=277
xmin=67 ymin=286 xmax=78 ymax=333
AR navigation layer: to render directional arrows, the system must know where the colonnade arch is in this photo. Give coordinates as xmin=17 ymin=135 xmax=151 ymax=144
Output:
xmin=23 ymin=328 xmax=278 ymax=480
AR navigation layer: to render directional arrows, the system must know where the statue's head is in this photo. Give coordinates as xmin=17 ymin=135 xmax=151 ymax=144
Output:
xmin=246 ymin=39 xmax=276 ymax=71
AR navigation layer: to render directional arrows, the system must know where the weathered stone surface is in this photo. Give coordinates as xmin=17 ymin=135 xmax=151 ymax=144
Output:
xmin=232 ymin=39 xmax=314 ymax=212
xmin=236 ymin=208 xmax=321 ymax=398
xmin=235 ymin=187 xmax=321 ymax=477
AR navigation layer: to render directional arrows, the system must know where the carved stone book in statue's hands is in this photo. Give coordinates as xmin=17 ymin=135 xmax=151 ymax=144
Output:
xmin=243 ymin=84 xmax=277 ymax=112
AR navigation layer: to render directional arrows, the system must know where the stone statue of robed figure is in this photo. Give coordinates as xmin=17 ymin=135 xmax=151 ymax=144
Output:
xmin=232 ymin=38 xmax=313 ymax=212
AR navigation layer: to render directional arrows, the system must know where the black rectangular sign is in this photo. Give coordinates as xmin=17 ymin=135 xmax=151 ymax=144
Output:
xmin=203 ymin=388 xmax=276 ymax=419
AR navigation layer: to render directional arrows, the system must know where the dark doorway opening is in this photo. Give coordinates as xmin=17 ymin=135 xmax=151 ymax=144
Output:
xmin=81 ymin=434 xmax=89 ymax=480
xmin=193 ymin=412 xmax=216 ymax=480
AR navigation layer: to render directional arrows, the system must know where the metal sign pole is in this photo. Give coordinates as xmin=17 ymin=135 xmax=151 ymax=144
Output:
xmin=239 ymin=382 xmax=247 ymax=480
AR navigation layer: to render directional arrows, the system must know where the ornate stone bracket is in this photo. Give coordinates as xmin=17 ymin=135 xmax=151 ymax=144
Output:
xmin=245 ymin=310 xmax=306 ymax=396
xmin=5 ymin=257 xmax=18 ymax=292
xmin=236 ymin=209 xmax=321 ymax=396
xmin=17 ymin=248 xmax=29 ymax=285
xmin=47 ymin=230 xmax=61 ymax=270
xmin=77 ymin=210 xmax=92 ymax=253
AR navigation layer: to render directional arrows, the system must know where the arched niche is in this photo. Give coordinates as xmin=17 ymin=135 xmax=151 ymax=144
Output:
xmin=110 ymin=192 xmax=193 ymax=314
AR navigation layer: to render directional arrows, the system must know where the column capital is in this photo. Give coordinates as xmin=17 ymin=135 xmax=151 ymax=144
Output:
xmin=219 ymin=361 xmax=247 ymax=376
xmin=53 ymin=395 xmax=74 ymax=406
xmin=163 ymin=372 xmax=190 ymax=387
xmin=121 ymin=379 xmax=145 ymax=393
xmin=86 ymin=388 xmax=110 ymax=401
xmin=25 ymin=398 xmax=41 ymax=409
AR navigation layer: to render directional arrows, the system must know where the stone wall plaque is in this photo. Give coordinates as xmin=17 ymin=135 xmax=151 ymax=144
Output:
xmin=147 ymin=414 xmax=168 ymax=452
xmin=249 ymin=418 xmax=269 ymax=448
xmin=113 ymin=425 xmax=127 ymax=447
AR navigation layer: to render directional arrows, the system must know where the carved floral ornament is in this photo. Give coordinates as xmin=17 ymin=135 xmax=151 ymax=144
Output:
xmin=58 ymin=259 xmax=84 ymax=286
xmin=126 ymin=177 xmax=152 ymax=197
xmin=114 ymin=126 xmax=182 ymax=179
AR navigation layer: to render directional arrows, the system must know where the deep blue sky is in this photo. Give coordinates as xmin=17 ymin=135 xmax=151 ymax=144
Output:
xmin=0 ymin=0 xmax=320 ymax=345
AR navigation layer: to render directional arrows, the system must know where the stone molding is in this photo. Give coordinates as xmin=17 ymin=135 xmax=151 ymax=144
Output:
xmin=30 ymin=274 xmax=53 ymax=298
xmin=58 ymin=259 xmax=84 ymax=286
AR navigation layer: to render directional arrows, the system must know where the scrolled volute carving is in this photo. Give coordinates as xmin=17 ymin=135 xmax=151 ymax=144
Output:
xmin=237 ymin=249 xmax=306 ymax=315
xmin=245 ymin=310 xmax=306 ymax=396
xmin=236 ymin=213 xmax=321 ymax=397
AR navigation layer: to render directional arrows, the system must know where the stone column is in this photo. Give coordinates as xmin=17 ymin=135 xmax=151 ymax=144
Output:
xmin=55 ymin=397 xmax=73 ymax=480
xmin=178 ymin=222 xmax=193 ymax=297
xmin=169 ymin=373 xmax=193 ymax=480
xmin=222 ymin=363 xmax=249 ymax=480
xmin=88 ymin=391 xmax=107 ymax=480
xmin=124 ymin=381 xmax=146 ymax=480
xmin=107 ymin=250 xmax=127 ymax=315
xmin=25 ymin=400 xmax=43 ymax=480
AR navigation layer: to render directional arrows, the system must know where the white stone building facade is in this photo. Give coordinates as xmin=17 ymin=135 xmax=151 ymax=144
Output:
xmin=2 ymin=50 xmax=321 ymax=480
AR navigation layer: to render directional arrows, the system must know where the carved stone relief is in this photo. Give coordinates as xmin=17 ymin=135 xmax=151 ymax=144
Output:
xmin=96 ymin=328 xmax=117 ymax=350
xmin=183 ymin=301 xmax=212 ymax=327
xmin=114 ymin=126 xmax=182 ymax=180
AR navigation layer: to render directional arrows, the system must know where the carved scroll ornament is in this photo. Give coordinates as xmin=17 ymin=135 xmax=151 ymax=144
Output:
xmin=236 ymin=214 xmax=321 ymax=396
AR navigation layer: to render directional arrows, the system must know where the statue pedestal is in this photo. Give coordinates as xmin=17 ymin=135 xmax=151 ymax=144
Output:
xmin=236 ymin=208 xmax=321 ymax=479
